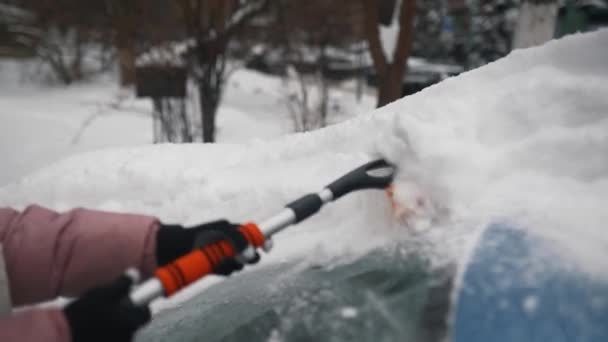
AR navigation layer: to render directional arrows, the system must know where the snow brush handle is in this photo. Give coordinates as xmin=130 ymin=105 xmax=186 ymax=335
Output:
xmin=284 ymin=159 xmax=395 ymax=224
xmin=327 ymin=159 xmax=395 ymax=199
xmin=155 ymin=223 xmax=265 ymax=296
xmin=128 ymin=223 xmax=265 ymax=306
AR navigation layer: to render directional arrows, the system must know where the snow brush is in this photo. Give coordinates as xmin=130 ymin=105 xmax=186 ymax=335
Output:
xmin=128 ymin=158 xmax=395 ymax=306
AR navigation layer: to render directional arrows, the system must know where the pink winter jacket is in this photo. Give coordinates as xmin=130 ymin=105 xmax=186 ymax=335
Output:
xmin=0 ymin=205 xmax=160 ymax=342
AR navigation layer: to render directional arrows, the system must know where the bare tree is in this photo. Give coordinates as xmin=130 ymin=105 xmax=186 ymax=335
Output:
xmin=362 ymin=0 xmax=417 ymax=107
xmin=276 ymin=1 xmax=329 ymax=132
xmin=282 ymin=65 xmax=329 ymax=132
xmin=261 ymin=0 xmax=363 ymax=132
xmin=176 ymin=0 xmax=269 ymax=142
xmin=35 ymin=27 xmax=88 ymax=84
xmin=152 ymin=97 xmax=190 ymax=143
xmin=13 ymin=0 xmax=110 ymax=84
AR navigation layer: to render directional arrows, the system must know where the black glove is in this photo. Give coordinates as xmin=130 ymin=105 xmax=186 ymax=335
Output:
xmin=156 ymin=220 xmax=260 ymax=275
xmin=63 ymin=275 xmax=150 ymax=342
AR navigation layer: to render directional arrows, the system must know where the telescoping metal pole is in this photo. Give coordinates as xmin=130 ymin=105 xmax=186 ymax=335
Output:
xmin=128 ymin=159 xmax=395 ymax=307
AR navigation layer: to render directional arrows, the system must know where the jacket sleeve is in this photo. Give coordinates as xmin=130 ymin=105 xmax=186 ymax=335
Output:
xmin=0 ymin=205 xmax=159 ymax=307
xmin=0 ymin=308 xmax=70 ymax=342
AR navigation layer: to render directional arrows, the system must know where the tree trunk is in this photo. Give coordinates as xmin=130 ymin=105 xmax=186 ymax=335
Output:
xmin=199 ymin=84 xmax=219 ymax=143
xmin=179 ymin=99 xmax=192 ymax=142
xmin=363 ymin=0 xmax=416 ymax=108
xmin=70 ymin=28 xmax=84 ymax=81
xmin=118 ymin=45 xmax=136 ymax=86
xmin=318 ymin=44 xmax=329 ymax=128
xmin=377 ymin=69 xmax=404 ymax=107
xmin=47 ymin=55 xmax=74 ymax=85
xmin=152 ymin=98 xmax=163 ymax=143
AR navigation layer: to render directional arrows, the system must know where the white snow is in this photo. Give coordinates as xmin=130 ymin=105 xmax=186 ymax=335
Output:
xmin=339 ymin=306 xmax=359 ymax=319
xmin=1 ymin=29 xmax=608 ymax=313
xmin=379 ymin=0 xmax=402 ymax=63
xmin=0 ymin=61 xmax=154 ymax=185
xmin=522 ymin=295 xmax=539 ymax=314
xmin=0 ymin=61 xmax=372 ymax=186
xmin=380 ymin=29 xmax=608 ymax=280
xmin=407 ymin=57 xmax=463 ymax=76
xmin=135 ymin=39 xmax=194 ymax=67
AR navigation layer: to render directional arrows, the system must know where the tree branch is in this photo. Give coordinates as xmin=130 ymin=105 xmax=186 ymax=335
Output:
xmin=392 ymin=0 xmax=416 ymax=70
xmin=223 ymin=0 xmax=269 ymax=38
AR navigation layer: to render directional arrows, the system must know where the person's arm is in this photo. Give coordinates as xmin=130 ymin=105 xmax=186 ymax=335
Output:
xmin=0 ymin=308 xmax=70 ymax=342
xmin=0 ymin=205 xmax=259 ymax=342
xmin=0 ymin=205 xmax=159 ymax=306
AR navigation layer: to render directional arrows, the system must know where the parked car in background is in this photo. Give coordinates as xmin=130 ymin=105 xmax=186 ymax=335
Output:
xmin=365 ymin=57 xmax=463 ymax=97
xmin=245 ymin=45 xmax=464 ymax=98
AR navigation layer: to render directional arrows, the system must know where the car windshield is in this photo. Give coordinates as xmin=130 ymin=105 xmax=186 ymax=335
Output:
xmin=139 ymin=243 xmax=454 ymax=342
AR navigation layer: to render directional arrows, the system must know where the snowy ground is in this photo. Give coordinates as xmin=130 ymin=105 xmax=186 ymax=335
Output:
xmin=1 ymin=29 xmax=608 ymax=338
xmin=0 ymin=63 xmax=150 ymax=185
xmin=0 ymin=62 xmax=375 ymax=186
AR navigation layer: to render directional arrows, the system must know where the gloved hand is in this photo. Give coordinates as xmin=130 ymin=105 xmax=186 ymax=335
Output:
xmin=156 ymin=220 xmax=260 ymax=275
xmin=63 ymin=275 xmax=150 ymax=342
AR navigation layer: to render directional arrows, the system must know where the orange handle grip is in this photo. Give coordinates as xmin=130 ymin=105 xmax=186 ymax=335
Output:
xmin=155 ymin=222 xmax=265 ymax=296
